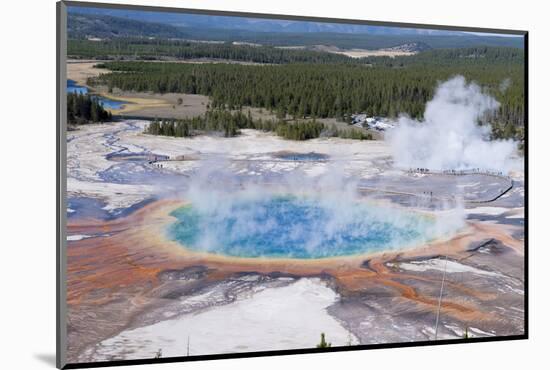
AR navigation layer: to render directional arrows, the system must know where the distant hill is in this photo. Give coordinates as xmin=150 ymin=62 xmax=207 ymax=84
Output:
xmin=68 ymin=13 xmax=187 ymax=39
xmin=68 ymin=6 xmax=463 ymax=36
xmin=67 ymin=11 xmax=525 ymax=50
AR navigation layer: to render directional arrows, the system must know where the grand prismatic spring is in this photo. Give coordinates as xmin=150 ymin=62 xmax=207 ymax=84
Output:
xmin=168 ymin=195 xmax=448 ymax=259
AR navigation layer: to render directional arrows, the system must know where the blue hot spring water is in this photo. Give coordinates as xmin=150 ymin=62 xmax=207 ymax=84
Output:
xmin=67 ymin=79 xmax=128 ymax=110
xmin=275 ymin=152 xmax=329 ymax=161
xmin=168 ymin=195 xmax=439 ymax=259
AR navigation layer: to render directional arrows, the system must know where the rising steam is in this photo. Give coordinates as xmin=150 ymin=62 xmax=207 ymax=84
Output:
xmin=169 ymin=159 xmax=464 ymax=256
xmin=387 ymin=76 xmax=520 ymax=174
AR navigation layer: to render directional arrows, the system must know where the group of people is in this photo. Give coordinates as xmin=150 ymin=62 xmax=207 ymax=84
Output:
xmin=441 ymin=168 xmax=505 ymax=177
xmin=148 ymin=154 xmax=173 ymax=169
xmin=407 ymin=167 xmax=506 ymax=178
xmin=149 ymin=162 xmax=164 ymax=169
xmin=407 ymin=167 xmax=430 ymax=174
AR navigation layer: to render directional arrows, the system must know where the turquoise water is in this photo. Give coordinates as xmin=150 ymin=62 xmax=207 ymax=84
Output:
xmin=67 ymin=79 xmax=88 ymax=94
xmin=168 ymin=195 xmax=438 ymax=259
xmin=67 ymin=79 xmax=128 ymax=110
xmin=275 ymin=152 xmax=329 ymax=161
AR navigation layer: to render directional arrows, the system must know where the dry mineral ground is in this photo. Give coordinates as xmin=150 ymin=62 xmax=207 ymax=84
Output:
xmin=67 ymin=59 xmax=107 ymax=85
xmin=65 ymin=120 xmax=525 ymax=364
xmin=99 ymin=90 xmax=209 ymax=117
xmin=311 ymin=45 xmax=417 ymax=58
xmin=67 ymin=60 xmax=208 ymax=117
xmin=276 ymin=45 xmax=417 ymax=58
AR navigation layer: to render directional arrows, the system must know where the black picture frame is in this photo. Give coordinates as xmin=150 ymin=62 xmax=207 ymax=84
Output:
xmin=56 ymin=1 xmax=528 ymax=368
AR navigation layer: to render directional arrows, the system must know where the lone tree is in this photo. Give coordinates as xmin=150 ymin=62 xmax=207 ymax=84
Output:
xmin=317 ymin=333 xmax=331 ymax=348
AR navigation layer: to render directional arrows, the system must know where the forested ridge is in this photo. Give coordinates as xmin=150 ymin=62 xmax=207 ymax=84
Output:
xmin=145 ymin=109 xmax=371 ymax=140
xmin=89 ymin=58 xmax=524 ymax=137
xmin=68 ymin=13 xmax=186 ymax=39
xmin=366 ymin=46 xmax=524 ymax=67
xmin=68 ymin=38 xmax=364 ymax=64
xmin=69 ymin=39 xmax=524 ymax=67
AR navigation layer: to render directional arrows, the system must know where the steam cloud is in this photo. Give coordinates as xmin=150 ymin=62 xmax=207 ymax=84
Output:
xmin=387 ymin=76 xmax=520 ymax=174
xmin=499 ymin=78 xmax=512 ymax=93
xmin=172 ymin=160 xmax=464 ymax=256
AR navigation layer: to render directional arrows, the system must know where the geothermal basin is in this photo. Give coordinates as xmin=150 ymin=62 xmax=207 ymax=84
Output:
xmin=66 ymin=121 xmax=525 ymax=362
